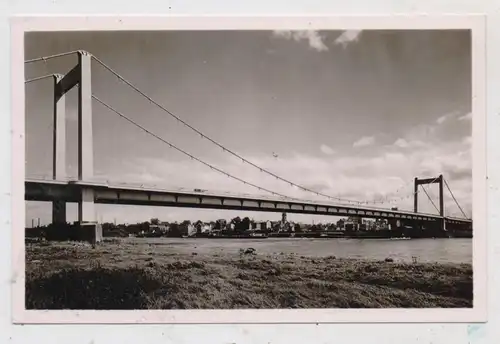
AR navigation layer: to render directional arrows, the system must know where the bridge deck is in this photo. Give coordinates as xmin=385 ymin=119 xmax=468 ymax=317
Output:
xmin=24 ymin=179 xmax=472 ymax=225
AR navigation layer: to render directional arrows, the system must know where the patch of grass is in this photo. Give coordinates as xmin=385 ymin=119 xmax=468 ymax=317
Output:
xmin=25 ymin=241 xmax=473 ymax=309
xmin=26 ymin=267 xmax=160 ymax=309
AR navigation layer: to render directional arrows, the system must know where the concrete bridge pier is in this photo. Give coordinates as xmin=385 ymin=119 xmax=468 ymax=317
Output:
xmin=426 ymin=219 xmax=447 ymax=238
xmin=78 ymin=188 xmax=102 ymax=244
xmin=51 ymin=200 xmax=67 ymax=224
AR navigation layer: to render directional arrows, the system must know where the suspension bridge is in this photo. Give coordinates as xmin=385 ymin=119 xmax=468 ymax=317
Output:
xmin=24 ymin=50 xmax=472 ymax=239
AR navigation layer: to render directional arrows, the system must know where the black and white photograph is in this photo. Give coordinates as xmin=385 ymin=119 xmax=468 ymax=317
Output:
xmin=19 ymin=22 xmax=482 ymax=315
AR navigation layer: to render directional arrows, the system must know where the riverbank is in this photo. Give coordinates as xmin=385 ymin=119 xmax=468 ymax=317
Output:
xmin=25 ymin=240 xmax=473 ymax=309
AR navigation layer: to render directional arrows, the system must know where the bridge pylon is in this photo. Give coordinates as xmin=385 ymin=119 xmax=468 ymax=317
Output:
xmin=414 ymin=175 xmax=445 ymax=231
xmin=51 ymin=73 xmax=66 ymax=225
xmin=51 ymin=51 xmax=97 ymax=234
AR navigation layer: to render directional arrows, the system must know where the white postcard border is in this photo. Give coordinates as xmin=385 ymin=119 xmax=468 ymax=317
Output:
xmin=10 ymin=15 xmax=487 ymax=324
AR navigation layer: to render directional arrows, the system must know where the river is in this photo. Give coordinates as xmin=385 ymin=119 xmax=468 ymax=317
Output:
xmin=125 ymin=237 xmax=472 ymax=264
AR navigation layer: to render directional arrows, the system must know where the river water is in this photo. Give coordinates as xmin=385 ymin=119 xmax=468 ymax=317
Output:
xmin=128 ymin=237 xmax=472 ymax=264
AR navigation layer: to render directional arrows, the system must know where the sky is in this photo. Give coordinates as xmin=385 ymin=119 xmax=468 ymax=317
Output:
xmin=24 ymin=29 xmax=472 ymax=226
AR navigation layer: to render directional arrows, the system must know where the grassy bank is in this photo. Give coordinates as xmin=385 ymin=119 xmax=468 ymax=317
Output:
xmin=25 ymin=240 xmax=473 ymax=309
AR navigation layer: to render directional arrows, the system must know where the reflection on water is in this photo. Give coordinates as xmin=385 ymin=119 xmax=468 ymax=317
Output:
xmin=130 ymin=237 xmax=472 ymax=264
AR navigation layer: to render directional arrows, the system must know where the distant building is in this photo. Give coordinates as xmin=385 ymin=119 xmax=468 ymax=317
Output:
xmin=179 ymin=222 xmax=196 ymax=237
xmin=362 ymin=219 xmax=376 ymax=231
xmin=374 ymin=219 xmax=388 ymax=231
xmin=326 ymin=223 xmax=337 ymax=231
xmin=281 ymin=212 xmax=287 ymax=230
xmin=215 ymin=219 xmax=227 ymax=230
xmin=193 ymin=220 xmax=212 ymax=234
xmin=271 ymin=221 xmax=281 ymax=232
xmin=205 ymin=223 xmax=213 ymax=233
xmin=253 ymin=220 xmax=271 ymax=231
xmin=336 ymin=219 xmax=345 ymax=230
xmin=345 ymin=216 xmax=362 ymax=231
xmin=348 ymin=216 xmax=362 ymax=224
xmin=148 ymin=224 xmax=168 ymax=234
xmin=294 ymin=223 xmax=304 ymax=232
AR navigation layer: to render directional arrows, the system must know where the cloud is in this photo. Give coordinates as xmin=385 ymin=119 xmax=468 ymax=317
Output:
xmin=403 ymin=123 xmax=438 ymax=143
xmin=28 ymin=122 xmax=472 ymax=224
xmin=436 ymin=111 xmax=457 ymax=125
xmin=113 ymin=126 xmax=470 ymax=218
xmin=436 ymin=115 xmax=449 ymax=124
xmin=393 ymin=138 xmax=409 ymax=148
xmin=272 ymin=30 xmax=328 ymax=52
xmin=436 ymin=111 xmax=468 ymax=124
xmin=393 ymin=138 xmax=426 ymax=149
xmin=353 ymin=136 xmax=375 ymax=148
xmin=272 ymin=30 xmax=363 ymax=51
xmin=320 ymin=144 xmax=335 ymax=155
xmin=458 ymin=112 xmax=472 ymax=121
xmin=334 ymin=30 xmax=362 ymax=47
xmin=436 ymin=111 xmax=469 ymax=125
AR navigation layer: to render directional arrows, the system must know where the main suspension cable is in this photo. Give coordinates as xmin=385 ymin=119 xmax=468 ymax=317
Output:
xmin=24 ymin=74 xmax=55 ymax=84
xmin=24 ymin=50 xmax=80 ymax=64
xmin=444 ymin=178 xmax=469 ymax=219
